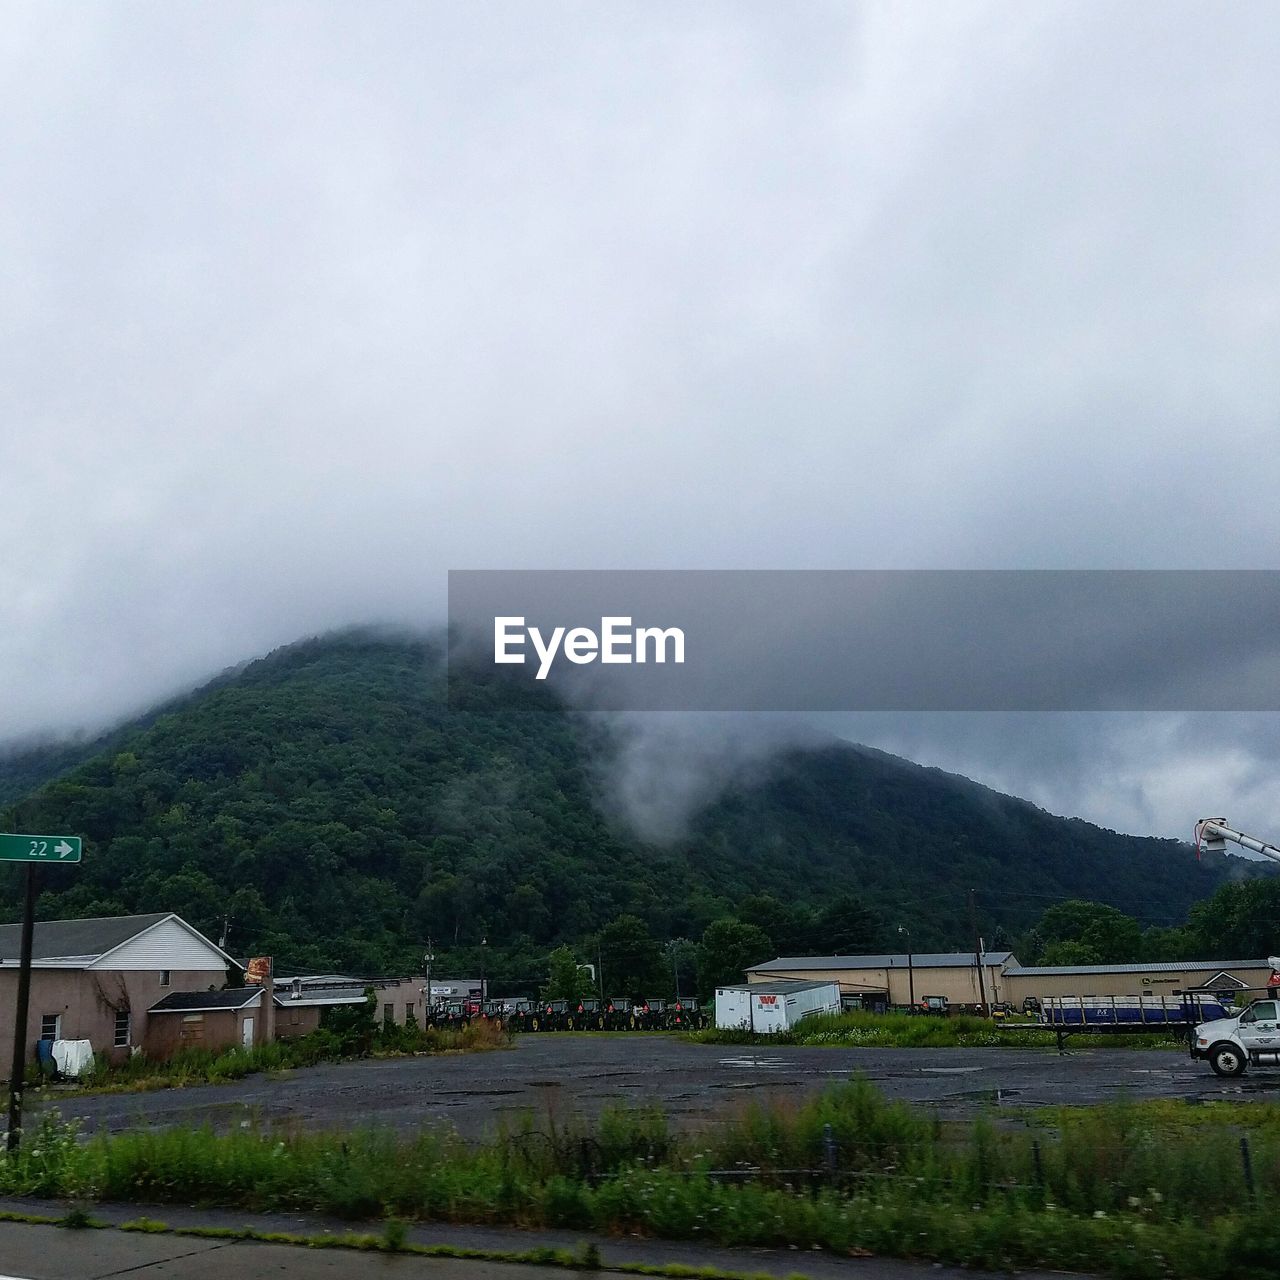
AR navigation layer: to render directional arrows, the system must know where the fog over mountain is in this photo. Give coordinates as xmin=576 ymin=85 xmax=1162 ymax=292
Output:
xmin=2 ymin=3 xmax=1279 ymax=840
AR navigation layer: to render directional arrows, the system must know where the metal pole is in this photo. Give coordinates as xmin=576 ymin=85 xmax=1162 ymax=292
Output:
xmin=968 ymin=890 xmax=988 ymax=1014
xmin=7 ymin=866 xmax=38 ymax=1153
xmin=897 ymin=925 xmax=914 ymax=1007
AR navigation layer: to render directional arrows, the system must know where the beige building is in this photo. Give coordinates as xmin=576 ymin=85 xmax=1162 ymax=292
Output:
xmin=746 ymin=952 xmax=1016 ymax=1008
xmin=1003 ymin=959 xmax=1274 ymax=1005
xmin=0 ymin=912 xmax=238 ymax=1076
xmin=747 ymin=951 xmax=1275 ymax=1010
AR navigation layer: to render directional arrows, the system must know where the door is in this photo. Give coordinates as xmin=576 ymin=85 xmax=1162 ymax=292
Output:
xmin=1236 ymin=1000 xmax=1279 ymax=1053
xmin=241 ymin=1016 xmax=255 ymax=1048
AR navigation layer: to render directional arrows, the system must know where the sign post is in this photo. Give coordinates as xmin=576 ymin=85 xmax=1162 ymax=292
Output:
xmin=4 ymin=832 xmax=82 ymax=1152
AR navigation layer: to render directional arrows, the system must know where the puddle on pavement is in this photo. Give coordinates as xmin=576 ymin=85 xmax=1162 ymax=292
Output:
xmin=718 ymin=1055 xmax=786 ymax=1070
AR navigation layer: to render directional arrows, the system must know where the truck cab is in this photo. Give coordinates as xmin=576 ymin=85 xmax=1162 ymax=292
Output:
xmin=1193 ymin=997 xmax=1280 ymax=1076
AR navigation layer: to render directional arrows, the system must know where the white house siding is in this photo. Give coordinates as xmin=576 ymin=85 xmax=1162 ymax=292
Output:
xmin=90 ymin=917 xmax=229 ymax=972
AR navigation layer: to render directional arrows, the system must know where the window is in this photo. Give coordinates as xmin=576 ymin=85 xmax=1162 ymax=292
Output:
xmin=383 ymin=1002 xmax=395 ymax=1025
xmin=160 ymin=970 xmax=171 ymax=987
xmin=114 ymin=1009 xmax=131 ymax=1048
xmin=40 ymin=1014 xmax=61 ymax=1041
xmin=1243 ymin=1001 xmax=1277 ymax=1023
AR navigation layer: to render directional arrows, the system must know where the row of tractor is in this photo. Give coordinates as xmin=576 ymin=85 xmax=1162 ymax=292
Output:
xmin=425 ymin=996 xmax=708 ymax=1032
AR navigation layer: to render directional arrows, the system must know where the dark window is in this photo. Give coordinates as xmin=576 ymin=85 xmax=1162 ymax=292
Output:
xmin=160 ymin=970 xmax=171 ymax=987
xmin=383 ymin=1002 xmax=395 ymax=1024
xmin=40 ymin=1014 xmax=60 ymax=1041
xmin=114 ymin=1010 xmax=131 ymax=1048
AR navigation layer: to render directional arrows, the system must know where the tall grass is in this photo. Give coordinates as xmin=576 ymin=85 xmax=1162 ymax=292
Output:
xmin=3 ymin=1079 xmax=1277 ymax=1277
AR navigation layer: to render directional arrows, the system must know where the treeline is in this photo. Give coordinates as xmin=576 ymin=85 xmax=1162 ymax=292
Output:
xmin=507 ymin=874 xmax=1280 ymax=1005
xmin=0 ymin=632 xmax=1265 ymax=984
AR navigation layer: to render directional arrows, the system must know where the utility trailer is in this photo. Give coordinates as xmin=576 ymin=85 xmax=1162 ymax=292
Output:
xmin=1037 ymin=992 xmax=1235 ymax=1051
xmin=714 ymin=980 xmax=841 ymax=1034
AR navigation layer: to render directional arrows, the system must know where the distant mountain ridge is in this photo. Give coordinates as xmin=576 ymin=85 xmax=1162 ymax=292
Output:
xmin=0 ymin=630 xmax=1258 ymax=974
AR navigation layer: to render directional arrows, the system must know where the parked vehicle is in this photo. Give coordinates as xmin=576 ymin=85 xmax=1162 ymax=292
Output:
xmin=1192 ymin=989 xmax=1280 ymax=1077
xmin=508 ymin=999 xmax=545 ymax=1032
xmin=478 ymin=1000 xmax=508 ymax=1027
xmin=604 ymin=997 xmax=636 ymax=1030
xmin=435 ymin=1000 xmax=472 ymax=1029
xmin=665 ymin=998 xmax=706 ymax=1030
xmin=575 ymin=998 xmax=606 ymax=1030
xmin=910 ymin=995 xmax=949 ymax=1016
xmin=634 ymin=998 xmax=668 ymax=1030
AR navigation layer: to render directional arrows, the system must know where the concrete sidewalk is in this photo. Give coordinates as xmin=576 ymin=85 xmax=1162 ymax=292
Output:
xmin=0 ymin=1199 xmax=1089 ymax=1280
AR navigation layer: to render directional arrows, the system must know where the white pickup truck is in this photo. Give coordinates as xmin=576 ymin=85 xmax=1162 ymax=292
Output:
xmin=1192 ymin=995 xmax=1280 ymax=1077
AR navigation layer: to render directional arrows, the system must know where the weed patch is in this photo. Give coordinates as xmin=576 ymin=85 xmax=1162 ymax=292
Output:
xmin=3 ymin=1079 xmax=1277 ymax=1277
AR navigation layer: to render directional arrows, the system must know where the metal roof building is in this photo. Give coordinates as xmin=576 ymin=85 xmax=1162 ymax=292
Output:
xmin=745 ymin=952 xmax=1015 ymax=1008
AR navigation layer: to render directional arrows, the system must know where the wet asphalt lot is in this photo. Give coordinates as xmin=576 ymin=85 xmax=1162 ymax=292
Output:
xmin=41 ymin=1034 xmax=1280 ymax=1139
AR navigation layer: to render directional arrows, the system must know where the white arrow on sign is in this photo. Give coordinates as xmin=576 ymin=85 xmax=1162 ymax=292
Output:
xmin=54 ymin=840 xmax=74 ymax=858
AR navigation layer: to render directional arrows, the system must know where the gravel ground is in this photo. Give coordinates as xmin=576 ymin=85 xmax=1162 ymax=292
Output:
xmin=35 ymin=1033 xmax=1280 ymax=1139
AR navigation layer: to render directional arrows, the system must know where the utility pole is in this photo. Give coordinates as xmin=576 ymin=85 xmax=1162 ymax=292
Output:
xmin=6 ymin=865 xmax=38 ymax=1153
xmin=967 ymin=889 xmax=988 ymax=1015
xmin=423 ymin=940 xmax=434 ymax=1022
xmin=897 ymin=925 xmax=914 ymax=1007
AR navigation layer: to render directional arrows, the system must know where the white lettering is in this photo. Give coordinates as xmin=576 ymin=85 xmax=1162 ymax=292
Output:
xmin=600 ymin=616 xmax=632 ymax=663
xmin=528 ymin=625 xmax=566 ymax=680
xmin=493 ymin=617 xmax=684 ymax=679
xmin=494 ymin=617 xmax=526 ymax=664
xmin=635 ymin=625 xmax=685 ymax=665
xmin=563 ymin=626 xmax=599 ymax=664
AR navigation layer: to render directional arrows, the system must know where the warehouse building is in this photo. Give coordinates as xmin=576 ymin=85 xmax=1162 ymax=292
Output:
xmin=747 ymin=951 xmax=1275 ymax=1011
xmin=746 ymin=952 xmax=1015 ymax=1009
xmin=1002 ymin=958 xmax=1274 ymax=1004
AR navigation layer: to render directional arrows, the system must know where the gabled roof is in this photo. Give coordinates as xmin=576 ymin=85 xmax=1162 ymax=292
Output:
xmin=749 ymin=952 xmax=1015 ymax=972
xmin=150 ymin=988 xmax=263 ymax=1014
xmin=0 ymin=911 xmax=236 ymax=970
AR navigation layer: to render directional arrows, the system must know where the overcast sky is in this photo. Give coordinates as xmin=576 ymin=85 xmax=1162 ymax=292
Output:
xmin=2 ymin=3 xmax=1278 ymax=841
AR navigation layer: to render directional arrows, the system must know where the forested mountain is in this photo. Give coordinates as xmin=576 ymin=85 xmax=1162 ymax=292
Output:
xmin=0 ymin=631 xmax=1259 ymax=983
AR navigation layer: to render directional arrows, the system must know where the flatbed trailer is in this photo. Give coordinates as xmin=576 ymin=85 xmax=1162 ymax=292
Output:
xmin=1031 ymin=993 xmax=1235 ymax=1053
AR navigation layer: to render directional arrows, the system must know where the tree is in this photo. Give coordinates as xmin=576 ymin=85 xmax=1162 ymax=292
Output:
xmin=815 ymin=893 xmax=884 ymax=954
xmin=597 ymin=914 xmax=664 ymax=997
xmin=1186 ymin=879 xmax=1280 ymax=958
xmin=542 ymin=945 xmax=587 ymax=1001
xmin=1032 ymin=899 xmax=1142 ymax=965
xmin=696 ymin=919 xmax=773 ymax=998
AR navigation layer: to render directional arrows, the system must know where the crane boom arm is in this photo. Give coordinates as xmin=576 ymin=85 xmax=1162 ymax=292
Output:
xmin=1195 ymin=817 xmax=1280 ymax=865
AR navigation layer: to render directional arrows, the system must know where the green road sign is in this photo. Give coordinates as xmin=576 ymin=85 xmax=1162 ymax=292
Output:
xmin=0 ymin=833 xmax=82 ymax=864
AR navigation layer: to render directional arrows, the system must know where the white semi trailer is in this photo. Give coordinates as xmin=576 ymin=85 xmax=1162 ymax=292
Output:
xmin=1188 ymin=819 xmax=1280 ymax=1077
xmin=715 ymin=980 xmax=841 ymax=1034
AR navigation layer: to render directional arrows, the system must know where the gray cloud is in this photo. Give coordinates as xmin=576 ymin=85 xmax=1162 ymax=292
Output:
xmin=2 ymin=3 xmax=1279 ymax=840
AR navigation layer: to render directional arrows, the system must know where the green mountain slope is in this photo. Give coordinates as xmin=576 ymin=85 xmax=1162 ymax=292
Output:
xmin=0 ymin=631 xmax=1251 ymax=976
